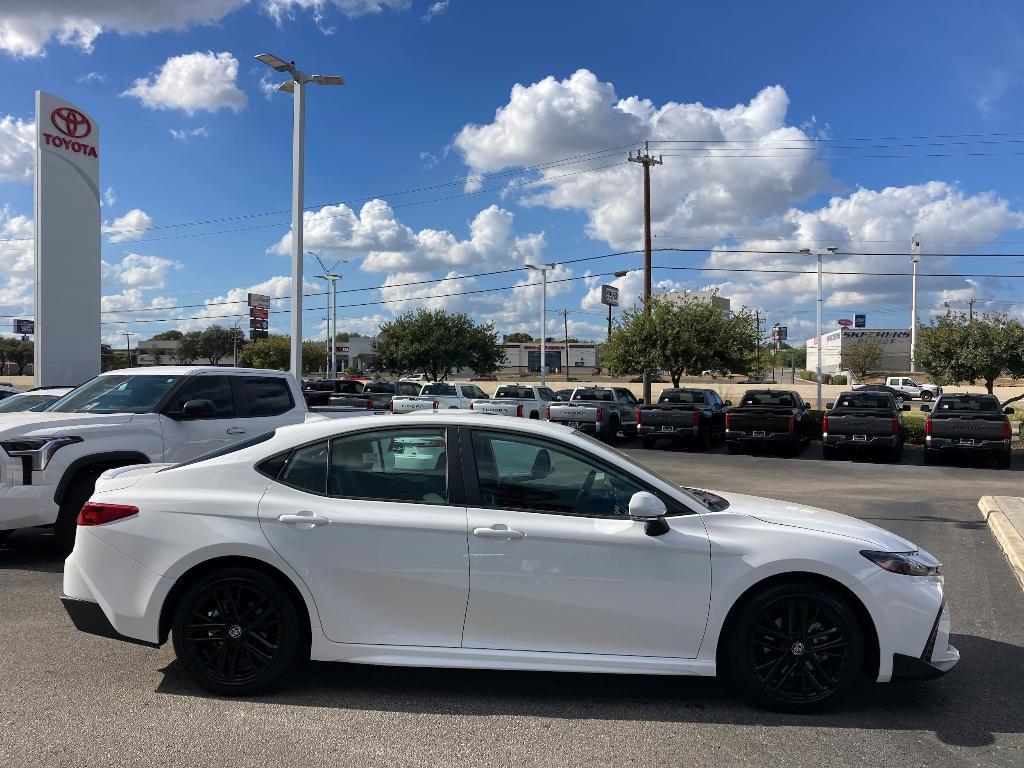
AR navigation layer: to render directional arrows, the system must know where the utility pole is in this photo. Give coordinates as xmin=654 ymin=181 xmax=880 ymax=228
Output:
xmin=232 ymin=319 xmax=242 ymax=366
xmin=560 ymin=308 xmax=571 ymax=381
xmin=910 ymin=233 xmax=921 ymax=372
xmin=968 ymin=298 xmax=976 ymax=321
xmin=754 ymin=311 xmax=762 ymax=380
xmin=322 ymin=316 xmax=330 ymax=374
xmin=629 ymin=144 xmax=662 ymax=406
xmin=123 ymin=332 xmax=135 ymax=368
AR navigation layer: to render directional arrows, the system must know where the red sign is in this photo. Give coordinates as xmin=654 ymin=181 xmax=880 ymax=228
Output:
xmin=837 ymin=318 xmax=853 ymax=327
xmin=51 ymin=107 xmax=92 ymax=139
xmin=249 ymin=307 xmax=269 ymax=320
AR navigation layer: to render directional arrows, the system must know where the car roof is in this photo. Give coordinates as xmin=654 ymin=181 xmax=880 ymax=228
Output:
xmin=99 ymin=366 xmax=291 ymax=377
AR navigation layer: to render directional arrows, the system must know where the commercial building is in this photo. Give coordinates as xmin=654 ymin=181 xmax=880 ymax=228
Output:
xmin=500 ymin=342 xmax=600 ymax=375
xmin=804 ymin=328 xmax=911 ymax=374
xmin=663 ymin=289 xmax=731 ymax=314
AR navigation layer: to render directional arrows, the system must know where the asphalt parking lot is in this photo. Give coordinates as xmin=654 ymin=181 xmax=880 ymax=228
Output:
xmin=1 ymin=445 xmax=1023 ymax=768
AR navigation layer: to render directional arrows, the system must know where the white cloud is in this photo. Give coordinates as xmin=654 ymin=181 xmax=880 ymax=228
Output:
xmin=102 ymin=254 xmax=182 ymax=290
xmin=175 ymin=275 xmax=320 ymax=333
xmin=103 ymin=209 xmax=153 ymax=243
xmin=0 ymin=1 xmax=247 ymax=58
xmin=258 ymin=72 xmax=280 ymax=100
xmin=76 ymin=71 xmax=105 ymax=83
xmin=124 ymin=51 xmax=247 ymax=115
xmin=454 ymin=70 xmax=827 ymax=247
xmin=422 ymin=1 xmax=448 ymax=22
xmin=169 ymin=126 xmax=209 ymax=141
xmin=102 ymin=187 xmax=116 ymax=207
xmin=262 ymin=0 xmax=410 ymax=27
xmin=0 ymin=115 xmax=35 ymax=182
xmin=270 ymin=199 xmax=547 ymax=274
xmin=0 ymin=207 xmax=35 ymax=320
xmin=580 ymin=269 xmax=683 ymax=313
xmin=101 ymin=289 xmax=178 ymax=324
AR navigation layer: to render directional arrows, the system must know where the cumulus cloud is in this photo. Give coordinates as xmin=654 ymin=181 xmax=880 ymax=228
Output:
xmin=169 ymin=126 xmax=209 ymax=141
xmin=262 ymin=0 xmax=410 ymax=27
xmin=102 ymin=254 xmax=182 ymax=290
xmin=124 ymin=51 xmax=247 ymax=115
xmin=175 ymin=275 xmax=320 ymax=332
xmin=103 ymin=208 xmax=153 ymax=243
xmin=0 ymin=115 xmax=35 ymax=182
xmin=454 ymin=70 xmax=827 ymax=247
xmin=102 ymin=187 xmax=116 ymax=207
xmin=0 ymin=1 xmax=247 ymax=58
xmin=0 ymin=207 xmax=35 ymax=319
xmin=270 ymin=200 xmax=546 ymax=273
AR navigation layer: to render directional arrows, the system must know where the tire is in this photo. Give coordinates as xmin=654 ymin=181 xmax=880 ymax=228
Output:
xmin=726 ymin=442 xmax=743 ymax=455
xmin=923 ymin=448 xmax=938 ymax=465
xmin=694 ymin=428 xmax=712 ymax=452
xmin=172 ymin=567 xmax=304 ymax=696
xmin=997 ymin=450 xmax=1012 ymax=469
xmin=822 ymin=445 xmax=840 ymax=461
xmin=887 ymin=443 xmax=904 ymax=463
xmin=528 ymin=411 xmax=540 ymax=420
xmin=54 ymin=471 xmax=101 ymax=553
xmin=786 ymin=434 xmax=802 ymax=458
xmin=727 ymin=582 xmax=865 ymax=712
xmin=641 ymin=436 xmax=656 ymax=449
xmin=921 ymin=391 xmax=934 ymax=402
xmin=603 ymin=418 xmax=620 ymax=443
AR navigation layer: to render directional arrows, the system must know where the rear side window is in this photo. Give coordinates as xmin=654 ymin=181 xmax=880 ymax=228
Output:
xmin=243 ymin=377 xmax=294 ymax=417
xmin=278 ymin=442 xmax=329 ymax=493
xmin=165 ymin=375 xmax=236 ymax=418
xmin=328 ymin=428 xmax=448 ymax=504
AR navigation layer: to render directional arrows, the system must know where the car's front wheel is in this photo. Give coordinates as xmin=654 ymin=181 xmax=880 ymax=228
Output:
xmin=172 ymin=567 xmax=304 ymax=695
xmin=728 ymin=583 xmax=864 ymax=711
xmin=921 ymin=391 xmax=934 ymax=402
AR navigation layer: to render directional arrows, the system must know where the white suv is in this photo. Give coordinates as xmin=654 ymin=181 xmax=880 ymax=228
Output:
xmin=0 ymin=366 xmax=306 ymax=549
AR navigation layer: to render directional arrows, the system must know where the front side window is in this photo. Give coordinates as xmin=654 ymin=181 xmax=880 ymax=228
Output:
xmin=329 ymin=428 xmax=448 ymax=504
xmin=463 ymin=385 xmax=488 ymax=399
xmin=470 ymin=430 xmax=643 ymax=518
xmin=165 ymin=375 xmax=235 ymax=418
xmin=243 ymin=377 xmax=293 ymax=417
xmin=49 ymin=374 xmax=180 ymax=414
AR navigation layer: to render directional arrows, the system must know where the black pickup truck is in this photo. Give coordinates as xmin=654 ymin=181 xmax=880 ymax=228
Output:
xmin=329 ymin=380 xmax=422 ymax=409
xmin=725 ymin=389 xmax=811 ymax=456
xmin=302 ymin=378 xmax=364 ymax=407
xmin=923 ymin=393 xmax=1014 ymax=468
xmin=637 ymin=388 xmax=730 ymax=450
xmin=822 ymin=390 xmax=909 ymax=462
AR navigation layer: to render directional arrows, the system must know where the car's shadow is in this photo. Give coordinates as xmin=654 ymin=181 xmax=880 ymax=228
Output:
xmin=155 ymin=633 xmax=1021 ymax=748
xmin=0 ymin=529 xmax=65 ymax=573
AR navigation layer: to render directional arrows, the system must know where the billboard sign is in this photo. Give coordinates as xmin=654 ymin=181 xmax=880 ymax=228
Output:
xmin=837 ymin=318 xmax=853 ymax=328
xmin=14 ymin=319 xmax=34 ymax=335
xmin=249 ymin=306 xmax=269 ymax=320
xmin=854 ymin=314 xmax=866 ymax=328
xmin=771 ymin=325 xmax=787 ymax=341
xmin=247 ymin=293 xmax=271 ymax=309
xmin=600 ymin=285 xmax=619 ymax=307
xmin=35 ymin=92 xmax=101 ymax=386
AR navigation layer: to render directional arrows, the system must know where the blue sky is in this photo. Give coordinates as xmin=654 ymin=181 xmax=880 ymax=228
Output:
xmin=3 ymin=0 xmax=1024 ymax=347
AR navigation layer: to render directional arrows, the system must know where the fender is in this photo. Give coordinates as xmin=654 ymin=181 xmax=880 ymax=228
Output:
xmin=54 ymin=451 xmax=151 ymax=505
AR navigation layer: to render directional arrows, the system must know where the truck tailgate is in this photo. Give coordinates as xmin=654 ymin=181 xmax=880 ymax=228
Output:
xmin=930 ymin=415 xmax=1007 ymax=441
xmin=470 ymin=401 xmax=521 ymax=417
xmin=728 ymin=409 xmax=792 ymax=432
xmin=827 ymin=414 xmax=894 ymax=436
xmin=639 ymin=406 xmax=697 ymax=426
xmin=391 ymin=397 xmax=437 ymax=414
xmin=548 ymin=404 xmax=601 ymax=423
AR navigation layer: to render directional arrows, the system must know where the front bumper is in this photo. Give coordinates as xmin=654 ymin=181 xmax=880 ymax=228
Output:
xmin=890 ymin=601 xmax=959 ymax=680
xmin=0 ymin=481 xmax=61 ymax=529
xmin=824 ymin=434 xmax=900 ymax=450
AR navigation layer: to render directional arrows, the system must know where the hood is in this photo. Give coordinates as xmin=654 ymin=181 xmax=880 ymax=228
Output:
xmin=708 ymin=490 xmax=917 ymax=551
xmin=0 ymin=411 xmax=136 ymax=436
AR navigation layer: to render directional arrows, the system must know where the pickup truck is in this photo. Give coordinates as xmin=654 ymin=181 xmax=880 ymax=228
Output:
xmin=885 ymin=376 xmax=942 ymax=402
xmin=0 ymin=366 xmax=308 ymax=550
xmin=301 ymin=378 xmax=364 ymax=407
xmin=636 ymin=388 xmax=730 ymax=450
xmin=724 ymin=389 xmax=811 ymax=456
xmin=329 ymin=379 xmax=422 ymax=410
xmin=922 ymin=393 xmax=1014 ymax=468
xmin=390 ymin=382 xmax=491 ymax=413
xmin=469 ymin=384 xmax=560 ymax=420
xmin=546 ymin=387 xmax=639 ymax=442
xmin=822 ymin=390 xmax=909 ymax=462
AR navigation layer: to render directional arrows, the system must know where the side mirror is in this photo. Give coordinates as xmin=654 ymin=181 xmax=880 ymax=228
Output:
xmin=629 ymin=491 xmax=669 ymax=536
xmin=1005 ymin=406 xmax=1016 ymax=415
xmin=181 ymin=399 xmax=215 ymax=419
xmin=902 ymin=404 xmax=911 ymax=412
xmin=920 ymin=404 xmax=931 ymax=413
xmin=638 ymin=398 xmax=645 ymax=405
xmin=724 ymin=400 xmax=732 ymax=406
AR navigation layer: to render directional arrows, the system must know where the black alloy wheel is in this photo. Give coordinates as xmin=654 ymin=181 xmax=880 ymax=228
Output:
xmin=729 ymin=584 xmax=864 ymax=711
xmin=172 ymin=568 xmax=303 ymax=695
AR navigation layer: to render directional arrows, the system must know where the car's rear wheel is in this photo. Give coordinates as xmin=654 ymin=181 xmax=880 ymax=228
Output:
xmin=0 ymin=529 xmax=12 ymax=544
xmin=822 ymin=445 xmax=839 ymax=461
xmin=726 ymin=442 xmax=743 ymax=455
xmin=923 ymin=448 xmax=938 ymax=465
xmin=641 ymin=436 xmax=656 ymax=449
xmin=728 ymin=583 xmax=864 ymax=712
xmin=997 ymin=450 xmax=1012 ymax=469
xmin=172 ymin=567 xmax=303 ymax=695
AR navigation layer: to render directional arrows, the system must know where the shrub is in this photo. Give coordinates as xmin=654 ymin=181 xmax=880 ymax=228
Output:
xmin=831 ymin=374 xmax=847 ymax=385
xmin=902 ymin=420 xmax=926 ymax=445
xmin=798 ymin=370 xmax=817 ymax=382
xmin=804 ymin=410 xmax=824 ymax=440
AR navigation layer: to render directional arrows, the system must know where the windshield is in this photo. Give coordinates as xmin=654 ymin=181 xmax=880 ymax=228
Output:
xmin=0 ymin=394 xmax=59 ymax=413
xmin=49 ymin=374 xmax=180 ymax=414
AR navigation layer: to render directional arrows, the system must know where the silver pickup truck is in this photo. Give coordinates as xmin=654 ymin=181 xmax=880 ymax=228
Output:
xmin=469 ymin=384 xmax=560 ymax=419
xmin=923 ymin=393 xmax=1014 ymax=468
xmin=546 ymin=386 xmax=639 ymax=442
xmin=390 ymin=382 xmax=490 ymax=414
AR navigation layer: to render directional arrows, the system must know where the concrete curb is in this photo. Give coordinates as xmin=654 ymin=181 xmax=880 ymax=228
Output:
xmin=978 ymin=496 xmax=1024 ymax=592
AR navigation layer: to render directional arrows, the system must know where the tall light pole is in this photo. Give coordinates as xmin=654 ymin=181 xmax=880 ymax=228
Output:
xmin=526 ymin=263 xmax=556 ymax=385
xmin=256 ymin=53 xmax=344 ymax=380
xmin=801 ymin=245 xmax=837 ymax=409
xmin=232 ymin=319 xmax=242 ymax=366
xmin=910 ymin=233 xmax=921 ymax=373
xmin=316 ymin=273 xmax=342 ymax=377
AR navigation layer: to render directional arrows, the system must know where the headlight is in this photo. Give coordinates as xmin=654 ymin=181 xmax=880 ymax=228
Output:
xmin=1 ymin=436 xmax=82 ymax=470
xmin=861 ymin=549 xmax=942 ymax=577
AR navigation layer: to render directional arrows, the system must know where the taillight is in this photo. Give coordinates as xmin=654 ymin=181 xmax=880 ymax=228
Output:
xmin=725 ymin=413 xmax=732 ymax=430
xmin=1004 ymin=420 xmax=1012 ymax=440
xmin=822 ymin=414 xmax=829 ymax=433
xmin=516 ymin=403 xmax=523 ymax=417
xmin=787 ymin=415 xmax=794 ymax=431
xmin=596 ymin=407 xmax=604 ymax=422
xmin=78 ymin=502 xmax=138 ymax=527
xmin=366 ymin=399 xmax=374 ymax=409
xmin=925 ymin=419 xmax=932 ymax=437
xmin=469 ymin=402 xmax=475 ymax=410
xmin=432 ymin=401 xmax=439 ymax=409
xmin=691 ymin=411 xmax=700 ymax=426
xmin=892 ymin=417 xmax=899 ymax=435
xmin=545 ymin=405 xmax=551 ymax=419
xmin=636 ymin=409 xmax=642 ymax=424
xmin=303 ymin=395 xmax=310 ymax=406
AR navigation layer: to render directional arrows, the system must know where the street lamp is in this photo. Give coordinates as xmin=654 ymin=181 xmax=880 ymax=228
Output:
xmin=315 ymin=272 xmax=342 ymax=378
xmin=801 ymin=245 xmax=837 ymax=409
xmin=255 ymin=52 xmax=344 ymax=380
xmin=525 ymin=263 xmax=556 ymax=385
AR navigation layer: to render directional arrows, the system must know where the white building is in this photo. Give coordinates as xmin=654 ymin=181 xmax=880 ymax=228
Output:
xmin=805 ymin=328 xmax=912 ymax=374
xmin=663 ymin=289 xmax=731 ymax=314
xmin=500 ymin=343 xmax=599 ymax=375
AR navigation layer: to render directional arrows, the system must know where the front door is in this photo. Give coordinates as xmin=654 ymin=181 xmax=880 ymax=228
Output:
xmin=461 ymin=428 xmax=711 ymax=658
xmin=158 ymin=374 xmax=245 ymax=462
xmin=257 ymin=425 xmax=469 ymax=647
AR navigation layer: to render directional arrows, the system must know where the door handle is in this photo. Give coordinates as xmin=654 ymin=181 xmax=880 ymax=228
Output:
xmin=278 ymin=512 xmax=330 ymax=528
xmin=226 ymin=427 xmax=247 ymax=435
xmin=473 ymin=526 xmax=525 ymax=540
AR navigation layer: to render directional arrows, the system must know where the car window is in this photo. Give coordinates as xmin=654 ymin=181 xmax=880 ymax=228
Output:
xmin=242 ymin=376 xmax=294 ymax=417
xmin=495 ymin=386 xmax=533 ymax=399
xmin=660 ymin=390 xmax=705 ymax=404
xmin=616 ymin=389 xmax=638 ymax=405
xmin=165 ymin=375 xmax=235 ymax=418
xmin=743 ymin=391 xmax=793 ymax=406
xmin=279 ymin=441 xmax=328 ymax=494
xmin=536 ymin=388 xmax=555 ymax=401
xmin=572 ymin=388 xmax=614 ymax=402
xmin=365 ymin=382 xmax=396 ymax=394
xmin=328 ymin=428 xmax=447 ymax=504
xmin=463 ymin=385 xmax=488 ymax=399
xmin=421 ymin=383 xmax=457 ymax=396
xmin=399 ymin=382 xmax=422 ymax=396
xmin=836 ymin=394 xmax=891 ymax=409
xmin=470 ymin=430 xmax=644 ymax=518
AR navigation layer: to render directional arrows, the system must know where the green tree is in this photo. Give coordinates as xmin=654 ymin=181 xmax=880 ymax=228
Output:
xmin=240 ymin=334 xmax=291 ymax=370
xmin=8 ymin=339 xmax=33 ymax=375
xmin=839 ymin=338 xmax=884 ymax=380
xmin=504 ymin=332 xmax=534 ymax=343
xmin=601 ymin=296 xmax=757 ymax=388
xmin=335 ymin=331 xmax=362 ymax=342
xmin=175 ymin=331 xmax=202 ymax=364
xmin=197 ymin=325 xmax=235 ymax=365
xmin=151 ymin=330 xmax=184 ymax=342
xmin=373 ymin=308 xmax=503 ymax=382
xmin=302 ymin=339 xmax=328 ymax=376
xmin=917 ymin=310 xmax=1024 ymax=394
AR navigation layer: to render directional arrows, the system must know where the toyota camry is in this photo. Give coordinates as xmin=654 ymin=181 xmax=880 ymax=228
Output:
xmin=61 ymin=412 xmax=957 ymax=710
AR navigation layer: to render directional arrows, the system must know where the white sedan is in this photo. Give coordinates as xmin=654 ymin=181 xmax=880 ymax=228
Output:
xmin=61 ymin=412 xmax=957 ymax=710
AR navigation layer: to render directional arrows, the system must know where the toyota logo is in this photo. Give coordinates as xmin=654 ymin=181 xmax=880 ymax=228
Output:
xmin=51 ymin=107 xmax=92 ymax=139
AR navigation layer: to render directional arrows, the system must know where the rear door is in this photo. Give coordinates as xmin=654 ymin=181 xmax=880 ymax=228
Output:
xmin=158 ymin=374 xmax=244 ymax=462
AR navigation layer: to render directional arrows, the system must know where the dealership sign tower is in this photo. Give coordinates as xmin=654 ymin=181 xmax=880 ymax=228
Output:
xmin=34 ymin=91 xmax=101 ymax=386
